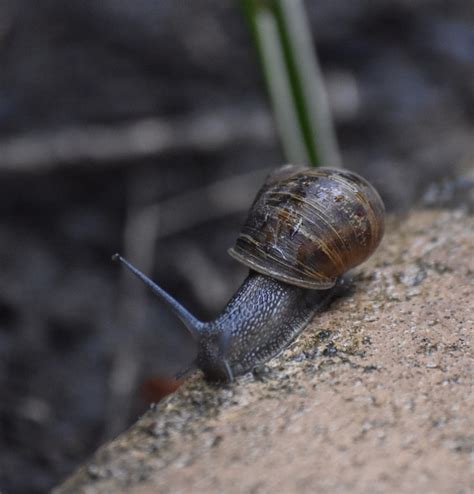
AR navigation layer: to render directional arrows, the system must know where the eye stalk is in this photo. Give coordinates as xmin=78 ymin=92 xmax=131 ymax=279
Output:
xmin=112 ymin=254 xmax=203 ymax=338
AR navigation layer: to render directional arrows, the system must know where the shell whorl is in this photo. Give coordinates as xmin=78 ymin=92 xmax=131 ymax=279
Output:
xmin=229 ymin=166 xmax=385 ymax=289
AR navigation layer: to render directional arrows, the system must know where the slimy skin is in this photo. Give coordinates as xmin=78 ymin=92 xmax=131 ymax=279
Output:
xmin=197 ymin=271 xmax=336 ymax=381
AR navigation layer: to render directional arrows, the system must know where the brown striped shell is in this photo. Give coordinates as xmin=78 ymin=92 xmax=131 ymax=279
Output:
xmin=228 ymin=165 xmax=385 ymax=289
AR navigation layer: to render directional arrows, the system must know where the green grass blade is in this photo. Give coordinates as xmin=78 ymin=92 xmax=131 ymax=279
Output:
xmin=241 ymin=0 xmax=341 ymax=167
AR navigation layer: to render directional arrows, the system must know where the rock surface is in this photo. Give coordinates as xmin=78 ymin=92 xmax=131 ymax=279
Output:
xmin=54 ymin=209 xmax=473 ymax=494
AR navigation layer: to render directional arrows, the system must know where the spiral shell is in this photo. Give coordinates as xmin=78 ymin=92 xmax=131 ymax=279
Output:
xmin=229 ymin=165 xmax=385 ymax=289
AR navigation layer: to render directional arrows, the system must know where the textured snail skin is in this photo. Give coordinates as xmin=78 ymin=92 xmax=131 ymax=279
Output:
xmin=195 ymin=272 xmax=337 ymax=381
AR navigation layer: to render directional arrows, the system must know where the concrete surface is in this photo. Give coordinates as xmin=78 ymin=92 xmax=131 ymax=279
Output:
xmin=54 ymin=209 xmax=473 ymax=494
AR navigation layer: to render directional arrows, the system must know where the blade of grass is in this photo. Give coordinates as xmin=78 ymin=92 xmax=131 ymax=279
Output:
xmin=242 ymin=0 xmax=309 ymax=163
xmin=241 ymin=0 xmax=341 ymax=167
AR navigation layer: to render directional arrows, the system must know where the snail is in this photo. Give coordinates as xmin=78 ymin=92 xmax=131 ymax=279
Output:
xmin=113 ymin=165 xmax=384 ymax=382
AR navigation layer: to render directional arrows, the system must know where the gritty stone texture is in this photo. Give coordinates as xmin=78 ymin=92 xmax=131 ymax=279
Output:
xmin=54 ymin=209 xmax=473 ymax=494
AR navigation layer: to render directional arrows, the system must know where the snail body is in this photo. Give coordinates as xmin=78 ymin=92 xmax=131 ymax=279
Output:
xmin=196 ymin=272 xmax=335 ymax=381
xmin=114 ymin=165 xmax=384 ymax=382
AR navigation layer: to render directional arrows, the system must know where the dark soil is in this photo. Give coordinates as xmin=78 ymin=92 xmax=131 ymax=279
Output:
xmin=0 ymin=1 xmax=472 ymax=493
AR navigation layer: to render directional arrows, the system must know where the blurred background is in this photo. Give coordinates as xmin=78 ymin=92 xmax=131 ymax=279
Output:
xmin=0 ymin=1 xmax=472 ymax=492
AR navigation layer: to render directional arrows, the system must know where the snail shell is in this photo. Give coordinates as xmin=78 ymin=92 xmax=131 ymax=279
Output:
xmin=229 ymin=165 xmax=385 ymax=289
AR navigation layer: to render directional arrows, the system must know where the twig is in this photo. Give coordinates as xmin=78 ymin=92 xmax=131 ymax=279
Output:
xmin=0 ymin=107 xmax=273 ymax=172
xmin=147 ymin=167 xmax=270 ymax=239
xmin=104 ymin=177 xmax=161 ymax=439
